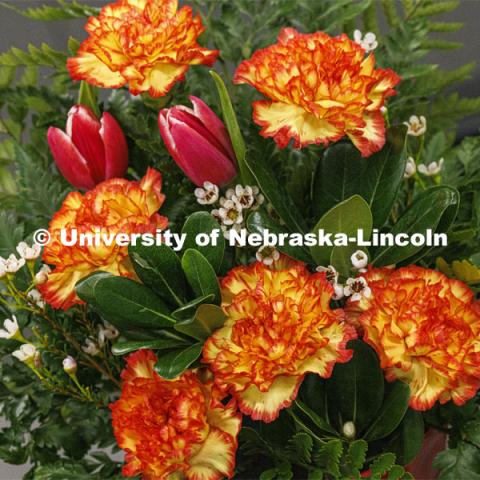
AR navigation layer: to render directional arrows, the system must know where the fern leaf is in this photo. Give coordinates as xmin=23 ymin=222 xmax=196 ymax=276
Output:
xmin=413 ymin=1 xmax=460 ymax=18
xmin=286 ymin=433 xmax=313 ymax=464
xmin=381 ymin=0 xmax=399 ymax=26
xmin=0 ymin=44 xmax=66 ymax=69
xmin=0 ymin=0 xmax=100 ymax=21
xmin=428 ymin=21 xmax=463 ymax=32
xmin=313 ymin=439 xmax=343 ymax=478
xmin=420 ymin=39 xmax=463 ymax=50
xmin=369 ymin=453 xmax=396 ymax=477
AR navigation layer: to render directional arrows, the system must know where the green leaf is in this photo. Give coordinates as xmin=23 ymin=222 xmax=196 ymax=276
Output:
xmin=111 ymin=338 xmax=189 ymax=356
xmin=310 ymin=195 xmax=373 ymax=268
xmin=372 ymin=186 xmax=459 ymax=266
xmin=33 ymin=462 xmax=91 ymax=480
xmin=326 ymin=340 xmax=384 ymax=433
xmin=244 ymin=154 xmax=308 ymax=234
xmin=464 ymin=420 xmax=480 ymax=448
xmin=210 ymin=70 xmax=252 ymax=184
xmin=90 ymin=276 xmax=175 ymax=330
xmin=155 ymin=343 xmax=203 ymax=379
xmin=247 ymin=210 xmax=312 ymax=263
xmin=0 ymin=0 xmax=99 ymax=21
xmin=389 ymin=409 xmax=424 ymax=465
xmin=293 ymin=400 xmax=338 ymax=436
xmin=129 ymin=243 xmax=187 ymax=307
xmin=174 ymin=303 xmax=226 ymax=341
xmin=287 ymin=432 xmax=313 ymax=464
xmin=313 ymin=439 xmax=343 ymax=477
xmin=78 ymin=81 xmax=100 ymax=118
xmin=369 ymin=453 xmax=396 ymax=476
xmin=434 ymin=442 xmax=480 ymax=479
xmin=75 ymin=271 xmax=114 ymax=307
xmin=312 ymin=126 xmax=407 ymax=228
xmin=182 ymin=249 xmax=221 ymax=305
xmin=181 ymin=211 xmax=225 ymax=272
xmin=171 ymin=294 xmax=216 ymax=321
xmin=347 ymin=439 xmax=368 ymax=471
xmin=363 ymin=381 xmax=410 ymax=441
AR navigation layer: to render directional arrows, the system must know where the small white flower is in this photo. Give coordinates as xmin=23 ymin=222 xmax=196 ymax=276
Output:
xmin=0 ymin=260 xmax=6 ymax=279
xmin=27 ymin=289 xmax=45 ymax=309
xmin=404 ymin=156 xmax=417 ymax=179
xmin=256 ymin=245 xmax=280 ymax=266
xmin=98 ymin=321 xmax=119 ymax=346
xmin=353 ymin=30 xmax=378 ymax=53
xmin=251 ymin=186 xmax=265 ymax=210
xmin=232 ymin=185 xmax=255 ymax=209
xmin=380 ymin=106 xmax=387 ymax=115
xmin=0 ymin=316 xmax=20 ymax=340
xmin=194 ymin=182 xmax=219 ymax=205
xmin=63 ymin=356 xmax=77 ymax=374
xmin=82 ymin=338 xmax=100 ymax=356
xmin=332 ymin=283 xmax=345 ymax=301
xmin=351 ymin=250 xmax=368 ymax=270
xmin=4 ymin=254 xmax=25 ymax=274
xmin=404 ymin=115 xmax=427 ymax=136
xmin=16 ymin=242 xmax=41 ymax=261
xmin=215 ymin=199 xmax=243 ymax=226
xmin=418 ymin=158 xmax=444 ymax=177
xmin=343 ymin=276 xmax=372 ymax=302
xmin=316 ymin=265 xmax=339 ymax=285
xmin=221 ymin=224 xmax=242 ymax=243
xmin=12 ymin=343 xmax=37 ymax=364
xmin=34 ymin=264 xmax=51 ymax=286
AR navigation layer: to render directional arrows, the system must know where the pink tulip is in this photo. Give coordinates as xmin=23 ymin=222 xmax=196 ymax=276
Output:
xmin=159 ymin=96 xmax=237 ymax=187
xmin=47 ymin=105 xmax=128 ymax=190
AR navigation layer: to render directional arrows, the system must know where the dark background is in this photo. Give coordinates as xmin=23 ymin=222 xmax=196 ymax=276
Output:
xmin=0 ymin=0 xmax=479 ymax=478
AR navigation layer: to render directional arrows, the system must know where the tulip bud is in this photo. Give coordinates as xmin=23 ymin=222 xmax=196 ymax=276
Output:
xmin=159 ymin=96 xmax=237 ymax=187
xmin=47 ymin=105 xmax=128 ymax=190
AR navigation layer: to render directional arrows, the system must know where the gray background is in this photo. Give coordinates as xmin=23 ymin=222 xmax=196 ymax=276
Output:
xmin=0 ymin=0 xmax=480 ymax=478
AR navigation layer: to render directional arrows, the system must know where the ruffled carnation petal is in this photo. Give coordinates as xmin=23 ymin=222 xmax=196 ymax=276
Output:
xmin=347 ymin=266 xmax=480 ymax=411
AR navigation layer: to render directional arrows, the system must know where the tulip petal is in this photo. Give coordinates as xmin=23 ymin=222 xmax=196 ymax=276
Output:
xmin=100 ymin=112 xmax=129 ymax=180
xmin=47 ymin=127 xmax=96 ymax=190
xmin=189 ymin=96 xmax=236 ymax=162
xmin=67 ymin=105 xmax=106 ymax=182
xmin=166 ymin=117 xmax=238 ymax=186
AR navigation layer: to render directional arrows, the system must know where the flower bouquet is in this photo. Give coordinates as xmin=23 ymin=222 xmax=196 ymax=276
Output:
xmin=0 ymin=0 xmax=480 ymax=479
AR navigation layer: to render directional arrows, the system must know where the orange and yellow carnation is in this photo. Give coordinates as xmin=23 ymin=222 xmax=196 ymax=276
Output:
xmin=110 ymin=349 xmax=242 ymax=480
xmin=234 ymin=28 xmax=400 ymax=156
xmin=346 ymin=266 xmax=480 ymax=411
xmin=39 ymin=168 xmax=167 ymax=310
xmin=67 ymin=0 xmax=218 ymax=97
xmin=203 ymin=257 xmax=356 ymax=423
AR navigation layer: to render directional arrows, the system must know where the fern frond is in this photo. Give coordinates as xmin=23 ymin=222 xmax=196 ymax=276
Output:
xmin=0 ymin=0 xmax=99 ymax=21
xmin=0 ymin=44 xmax=66 ymax=69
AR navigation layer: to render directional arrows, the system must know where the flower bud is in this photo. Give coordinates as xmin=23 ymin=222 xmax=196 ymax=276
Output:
xmin=351 ymin=250 xmax=368 ymax=270
xmin=63 ymin=356 xmax=77 ymax=375
xmin=342 ymin=421 xmax=356 ymax=439
xmin=159 ymin=96 xmax=237 ymax=187
xmin=47 ymin=105 xmax=128 ymax=190
xmin=34 ymin=264 xmax=51 ymax=286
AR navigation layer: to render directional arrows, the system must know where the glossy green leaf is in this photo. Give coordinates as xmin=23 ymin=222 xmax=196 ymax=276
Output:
xmin=181 ymin=249 xmax=221 ymax=304
xmin=155 ymin=343 xmax=203 ymax=379
xmin=210 ymin=70 xmax=253 ymax=184
xmin=326 ymin=340 xmax=384 ymax=433
xmin=293 ymin=400 xmax=338 ymax=436
xmin=244 ymin=154 xmax=308 ymax=234
xmin=129 ymin=243 xmax=186 ymax=307
xmin=75 ymin=271 xmax=113 ymax=306
xmin=171 ymin=294 xmax=216 ymax=321
xmin=181 ymin=212 xmax=225 ymax=272
xmin=111 ymin=338 xmax=189 ymax=356
xmin=92 ymin=276 xmax=175 ymax=330
xmin=312 ymin=127 xmax=407 ymax=228
xmin=363 ymin=381 xmax=411 ymax=440
xmin=390 ymin=409 xmax=425 ymax=465
xmin=310 ymin=195 xmax=372 ymax=267
xmin=372 ymin=186 xmax=459 ymax=266
xmin=174 ymin=304 xmax=226 ymax=341
xmin=247 ymin=210 xmax=312 ymax=263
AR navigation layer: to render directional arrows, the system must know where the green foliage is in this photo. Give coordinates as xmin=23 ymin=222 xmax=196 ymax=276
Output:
xmin=1 ymin=0 xmax=99 ymax=21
